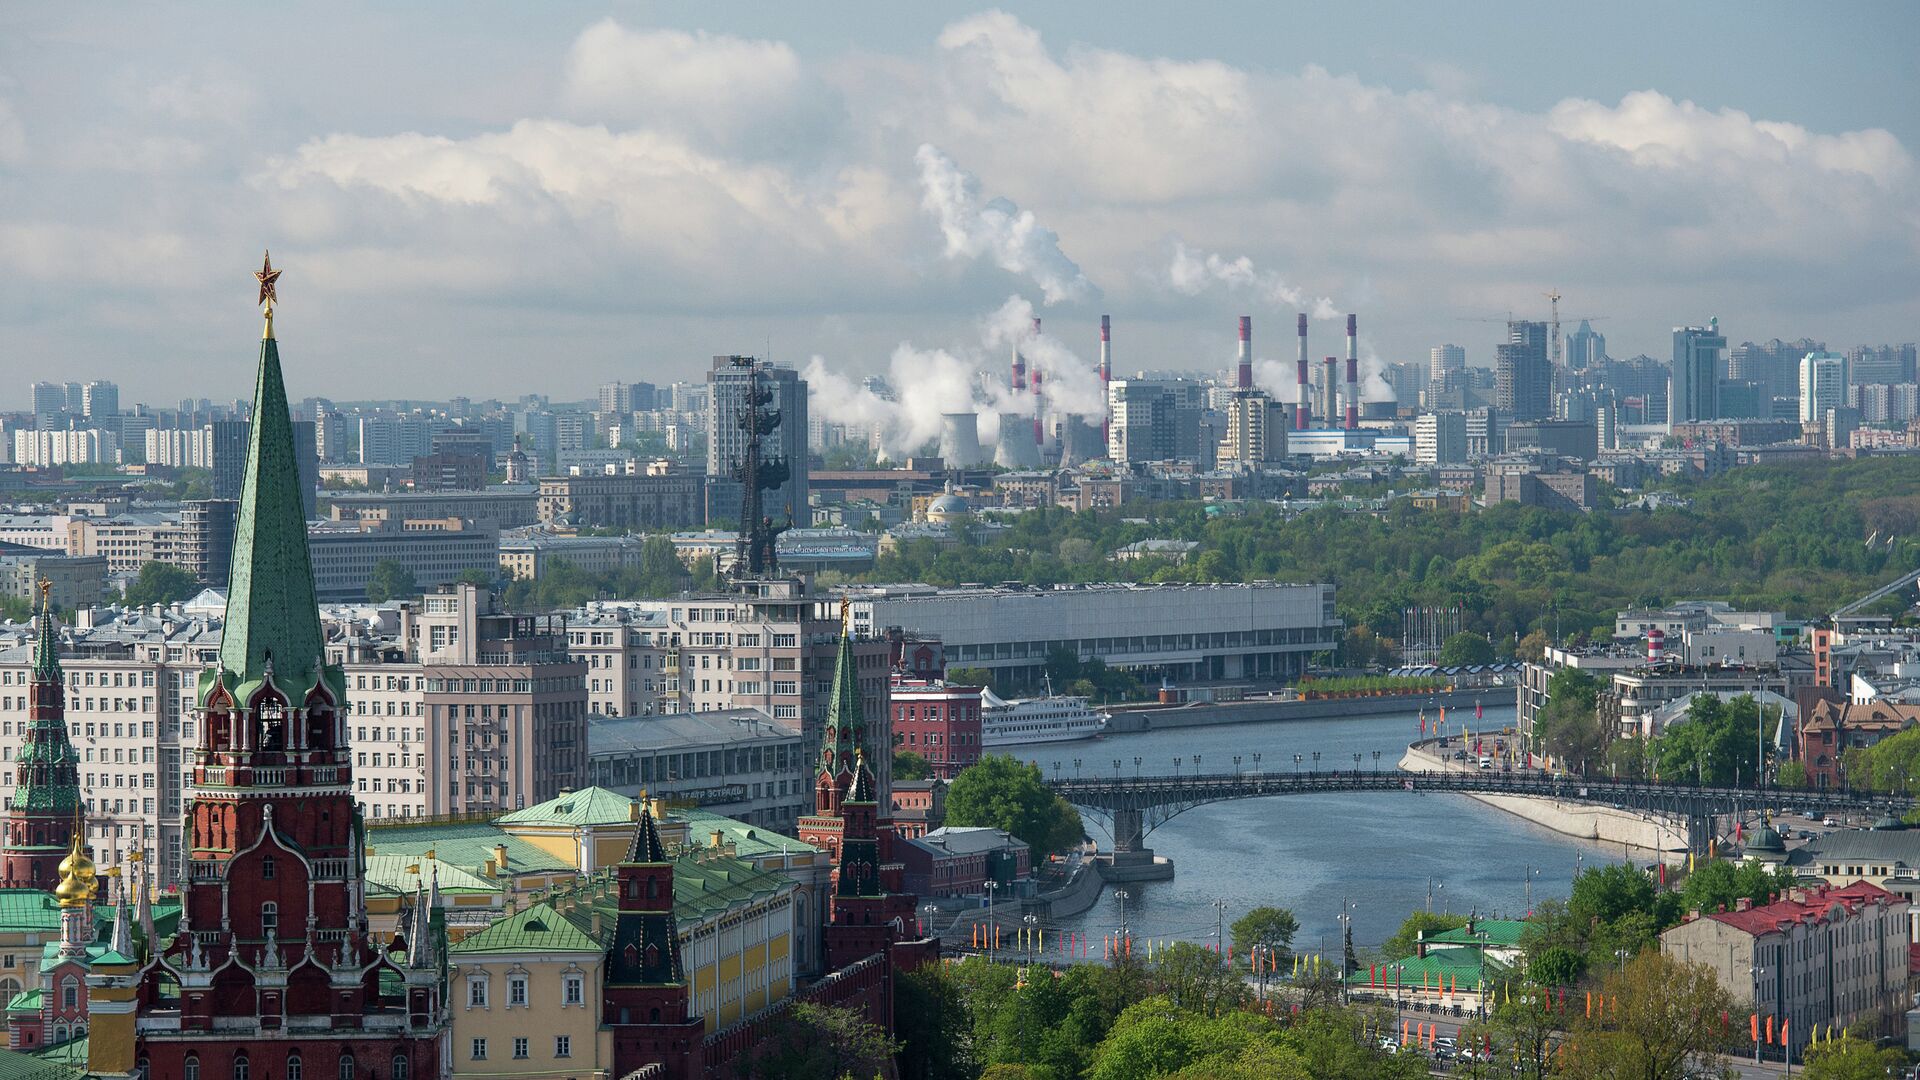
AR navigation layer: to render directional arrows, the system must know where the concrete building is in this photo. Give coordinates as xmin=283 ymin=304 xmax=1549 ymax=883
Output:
xmin=1107 ymin=379 xmax=1207 ymax=465
xmin=1661 ymin=882 xmax=1907 ymax=1055
xmin=707 ymin=357 xmax=807 ymax=524
xmin=1429 ymin=344 xmax=1466 ymax=384
xmin=306 ymin=517 xmax=500 ymax=599
xmin=0 ymin=548 xmax=107 ymax=611
xmin=499 ymin=532 xmax=651 ymax=582
xmin=1671 ymin=321 xmax=1729 ymax=426
xmin=1217 ymin=391 xmax=1289 ymax=467
xmin=585 ymin=708 xmax=809 ymax=830
xmin=1495 ymin=321 xmax=1551 ymax=421
xmin=1799 ymin=351 xmax=1849 ymax=425
xmin=536 ymin=470 xmax=705 ymax=530
xmin=1564 ymin=320 xmax=1605 ymax=370
xmin=851 ymin=581 xmax=1339 ymax=686
xmin=10 ymin=429 xmax=119 ymax=467
xmin=900 ymin=826 xmax=1031 ymax=899
xmin=326 ymin=487 xmax=542 ymax=528
xmin=1414 ymin=412 xmax=1468 ymax=466
xmin=1504 ymin=419 xmax=1598 ymax=461
xmin=566 ymin=606 xmax=670 ymax=717
xmin=1483 ymin=466 xmax=1596 ymax=512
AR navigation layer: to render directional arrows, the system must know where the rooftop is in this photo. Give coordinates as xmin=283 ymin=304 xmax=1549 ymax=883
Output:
xmin=496 ymin=786 xmax=641 ymax=829
xmin=587 ymin=709 xmax=800 ymax=756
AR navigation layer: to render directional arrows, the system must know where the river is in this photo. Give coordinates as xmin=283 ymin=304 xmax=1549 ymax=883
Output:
xmin=999 ymin=703 xmax=1630 ymax=955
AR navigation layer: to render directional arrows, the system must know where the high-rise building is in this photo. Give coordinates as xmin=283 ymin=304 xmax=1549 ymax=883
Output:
xmin=1848 ymin=344 xmax=1917 ymax=386
xmin=707 ymin=357 xmax=808 ymax=524
xmin=1429 ymin=345 xmax=1466 ymax=384
xmin=208 ymin=418 xmax=250 ymax=500
xmin=1217 ymin=391 xmax=1289 ymax=467
xmin=79 ymin=380 xmax=118 ymax=420
xmin=1495 ymin=321 xmax=1551 ymax=421
xmin=30 ymin=382 xmax=65 ymax=430
xmin=1670 ymin=320 xmax=1728 ymax=427
xmin=1800 ymin=351 xmax=1849 ymax=424
xmin=1564 ymin=321 xmax=1605 ymax=370
xmin=1414 ymin=411 xmax=1468 ymax=466
xmin=1106 ymin=379 xmax=1206 ymax=464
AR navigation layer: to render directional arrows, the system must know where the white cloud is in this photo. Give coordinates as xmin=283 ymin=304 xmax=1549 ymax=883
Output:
xmin=914 ymin=143 xmax=1096 ymax=305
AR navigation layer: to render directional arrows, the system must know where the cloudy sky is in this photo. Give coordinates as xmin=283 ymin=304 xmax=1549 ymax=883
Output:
xmin=3 ymin=3 xmax=1916 ymax=409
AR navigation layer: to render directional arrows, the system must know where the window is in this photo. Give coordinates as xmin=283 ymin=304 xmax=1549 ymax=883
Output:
xmin=261 ymin=903 xmax=278 ymax=940
xmin=554 ymin=1036 xmax=571 ymax=1058
xmin=61 ymin=976 xmax=77 ymax=1009
xmin=470 ymin=1039 xmax=487 ymax=1061
xmin=233 ymin=1056 xmax=249 ymax=1080
xmin=563 ymin=973 xmax=584 ymax=1005
xmin=467 ymin=977 xmax=488 ymax=1008
xmin=512 ymin=1039 xmax=529 ymax=1060
xmin=286 ymin=1055 xmax=302 ymax=1080
xmin=390 ymin=1056 xmax=408 ymax=1080
xmin=262 ymin=856 xmax=274 ymax=879
xmin=185 ymin=1057 xmax=200 ymax=1080
xmin=508 ymin=975 xmax=527 ymax=1006
xmin=337 ymin=1056 xmax=353 ymax=1080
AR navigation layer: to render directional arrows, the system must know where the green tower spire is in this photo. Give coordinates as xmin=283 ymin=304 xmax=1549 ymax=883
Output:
xmin=31 ymin=583 xmax=61 ymax=682
xmin=211 ymin=261 xmax=327 ymax=700
xmin=11 ymin=592 xmax=80 ymax=816
xmin=817 ymin=612 xmax=865 ymax=778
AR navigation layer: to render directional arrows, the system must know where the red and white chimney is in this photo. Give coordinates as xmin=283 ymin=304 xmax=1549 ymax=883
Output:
xmin=1295 ymin=314 xmax=1310 ymax=430
xmin=1099 ymin=315 xmax=1112 ymax=451
xmin=1345 ymin=314 xmax=1359 ymax=431
xmin=1647 ymin=627 xmax=1666 ymax=664
xmin=1237 ymin=315 xmax=1253 ymax=390
xmin=1030 ymin=318 xmax=1044 ymax=445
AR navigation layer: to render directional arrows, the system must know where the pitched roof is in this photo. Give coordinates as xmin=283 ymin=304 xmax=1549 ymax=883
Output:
xmin=1424 ymin=919 xmax=1528 ymax=949
xmin=673 ymin=809 xmax=821 ymax=858
xmin=364 ymin=821 xmax=573 ymax=876
xmin=0 ymin=1046 xmax=79 ymax=1080
xmin=214 ymin=327 xmax=328 ymax=696
xmin=1706 ymin=881 xmax=1900 ymax=937
xmin=625 ymin=806 xmax=668 ymax=864
xmin=1347 ymin=949 xmax=1509 ymax=985
xmin=450 ymin=901 xmax=598 ymax=956
xmin=364 ymin=855 xmax=501 ymax=896
xmin=496 ymin=786 xmax=638 ymax=828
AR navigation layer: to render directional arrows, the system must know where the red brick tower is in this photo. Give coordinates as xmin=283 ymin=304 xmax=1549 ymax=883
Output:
xmin=604 ymin=805 xmax=704 ymax=1078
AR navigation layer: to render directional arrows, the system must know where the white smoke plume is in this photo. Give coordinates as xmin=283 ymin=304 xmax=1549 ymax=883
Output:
xmin=916 ymin=144 xmax=1098 ymax=305
xmin=1166 ymin=241 xmax=1338 ymax=320
xmin=806 ymin=294 xmax=1108 ymax=459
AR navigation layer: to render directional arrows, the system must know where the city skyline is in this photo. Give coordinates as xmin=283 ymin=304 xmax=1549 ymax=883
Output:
xmin=3 ymin=4 xmax=1916 ymax=406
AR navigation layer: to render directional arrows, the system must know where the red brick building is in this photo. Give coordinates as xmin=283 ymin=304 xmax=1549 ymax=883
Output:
xmin=1799 ymin=699 xmax=1920 ymax=788
xmin=890 ymin=676 xmax=983 ymax=779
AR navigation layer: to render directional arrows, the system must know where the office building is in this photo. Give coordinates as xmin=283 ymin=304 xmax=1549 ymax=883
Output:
xmin=585 ymin=708 xmax=808 ymax=829
xmin=1670 ymin=320 xmax=1728 ymax=426
xmin=1495 ymin=320 xmax=1551 ymax=421
xmin=80 ymin=380 xmax=118 ymax=420
xmin=208 ymin=418 xmax=250 ymax=500
xmin=30 ymin=382 xmax=66 ymax=430
xmin=1847 ymin=344 xmax=1917 ymax=386
xmin=305 ymin=517 xmax=500 ymax=599
xmin=1799 ymin=351 xmax=1849 ymax=424
xmin=327 ymin=487 xmax=542 ymax=528
xmin=537 ymin=470 xmax=706 ymax=530
xmin=1563 ymin=320 xmax=1605 ymax=370
xmin=707 ymin=357 xmax=808 ymax=524
xmin=1107 ymin=379 xmax=1206 ymax=465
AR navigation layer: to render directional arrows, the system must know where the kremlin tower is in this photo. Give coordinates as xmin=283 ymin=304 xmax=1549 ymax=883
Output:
xmin=0 ymin=585 xmax=84 ymax=889
xmin=603 ymin=804 xmax=705 ymax=1079
xmin=88 ymin=255 xmax=449 ymax=1079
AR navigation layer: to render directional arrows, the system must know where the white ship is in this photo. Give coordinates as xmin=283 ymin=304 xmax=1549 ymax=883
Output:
xmin=981 ymin=681 xmax=1110 ymax=746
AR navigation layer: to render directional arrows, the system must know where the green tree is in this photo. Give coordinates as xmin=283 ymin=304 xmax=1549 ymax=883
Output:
xmin=1802 ymin=1033 xmax=1908 ymax=1079
xmin=1559 ymin=950 xmax=1738 ymax=1080
xmin=746 ymin=1001 xmax=897 ymax=1080
xmin=454 ymin=567 xmax=495 ymax=587
xmin=893 ymin=751 xmax=932 ymax=782
xmin=1380 ymin=911 xmax=1466 ymax=960
xmin=1679 ymin=859 xmax=1795 ymax=916
xmin=1526 ymin=945 xmax=1585 ymax=987
xmin=364 ymin=559 xmax=418 ymax=603
xmin=894 ymin=963 xmax=976 ymax=1080
xmin=1147 ymin=942 xmax=1247 ymax=1017
xmin=1229 ymin=906 xmax=1299 ymax=959
xmin=1437 ymin=631 xmax=1495 ymax=666
xmin=121 ymin=561 xmax=198 ymax=608
xmin=1776 ymin=760 xmax=1809 ymax=788
xmin=1569 ymin=862 xmax=1658 ymax=925
xmin=943 ymin=755 xmax=1084 ymax=856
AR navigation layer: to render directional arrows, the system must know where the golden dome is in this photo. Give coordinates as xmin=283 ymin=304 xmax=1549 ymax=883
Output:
xmin=53 ymin=834 xmax=95 ymax=908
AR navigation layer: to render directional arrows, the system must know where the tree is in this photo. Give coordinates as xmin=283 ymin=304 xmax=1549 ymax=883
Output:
xmin=943 ymin=755 xmax=1084 ymax=856
xmin=1437 ymin=631 xmax=1495 ymax=667
xmin=1802 ymin=1032 xmax=1907 ymax=1079
xmin=121 ymin=561 xmax=198 ymax=608
xmin=365 ymin=559 xmax=418 ymax=603
xmin=1558 ymin=950 xmax=1738 ymax=1080
xmin=895 ymin=963 xmax=976 ymax=1080
xmin=1229 ymin=906 xmax=1299 ymax=959
xmin=893 ymin=750 xmax=932 ymax=782
xmin=946 ymin=667 xmax=995 ymax=692
xmin=1147 ymin=943 xmax=1247 ymax=1017
xmin=1380 ymin=911 xmax=1466 ymax=960
xmin=1526 ymin=945 xmax=1585 ymax=987
xmin=1480 ymin=995 xmax=1559 ymax=1080
xmin=1679 ymin=859 xmax=1795 ymax=917
xmin=454 ymin=567 xmax=495 ymax=587
xmin=1776 ymin=760 xmax=1809 ymax=788
xmin=746 ymin=1001 xmax=897 ymax=1080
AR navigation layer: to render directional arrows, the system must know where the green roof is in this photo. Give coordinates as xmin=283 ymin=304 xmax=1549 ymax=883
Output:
xmin=1425 ymin=919 xmax=1528 ymax=949
xmin=364 ymin=820 xmax=573 ymax=876
xmin=211 ymin=323 xmax=333 ymax=702
xmin=365 ymin=855 xmax=502 ymax=896
xmin=0 ymin=891 xmax=180 ymax=938
xmin=4 ymin=989 xmax=39 ymax=1013
xmin=530 ymin=851 xmax=795 ymax=936
xmin=1347 ymin=950 xmax=1510 ymax=986
xmin=28 ymin=1036 xmax=86 ymax=1069
xmin=496 ymin=787 xmax=639 ymax=828
xmin=674 ymin=809 xmax=821 ymax=859
xmin=0 ymin=1045 xmax=80 ymax=1080
xmin=451 ymin=902 xmax=599 ymax=956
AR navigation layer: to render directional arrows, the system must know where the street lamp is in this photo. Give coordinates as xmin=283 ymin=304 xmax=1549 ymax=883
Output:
xmin=1372 ymin=750 xmax=1382 ymax=771
xmin=1114 ymin=889 xmax=1132 ymax=952
xmin=1233 ymin=755 xmax=1242 ymax=777
xmin=1212 ymin=898 xmax=1230 ymax=957
xmin=1352 ymin=753 xmax=1362 ymax=773
xmin=1748 ymin=965 xmax=1767 ymax=1065
xmin=1113 ymin=759 xmax=1122 ymax=780
xmin=984 ymin=880 xmax=999 ymax=962
xmin=1252 ymin=753 xmax=1262 ymax=773
xmin=1173 ymin=757 xmax=1181 ymax=778
xmin=1073 ymin=758 xmax=1082 ymax=778
xmin=1312 ymin=752 xmax=1321 ymax=772
xmin=1132 ymin=756 xmax=1142 ymax=777
xmin=1023 ymin=913 xmax=1039 ymax=967
xmin=1523 ymin=865 xmax=1541 ymax=915
xmin=922 ymin=903 xmax=938 ymax=938
xmin=1293 ymin=753 xmax=1303 ymax=772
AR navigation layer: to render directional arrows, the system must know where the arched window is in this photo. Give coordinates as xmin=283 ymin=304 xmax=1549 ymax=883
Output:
xmin=261 ymin=902 xmax=278 ymax=940
xmin=233 ymin=1055 xmax=249 ymax=1080
xmin=390 ymin=1055 xmax=408 ymax=1080
xmin=337 ymin=1056 xmax=354 ymax=1080
xmin=61 ymin=975 xmax=78 ymax=1009
xmin=286 ymin=1054 xmax=302 ymax=1080
xmin=184 ymin=1056 xmax=200 ymax=1080
xmin=52 ymin=1022 xmax=67 ymax=1043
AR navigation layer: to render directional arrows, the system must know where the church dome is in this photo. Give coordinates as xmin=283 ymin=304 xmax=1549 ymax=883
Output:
xmin=926 ymin=494 xmax=971 ymax=523
xmin=54 ymin=835 xmax=96 ymax=907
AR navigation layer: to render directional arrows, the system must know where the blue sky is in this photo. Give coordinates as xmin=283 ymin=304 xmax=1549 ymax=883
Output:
xmin=2 ymin=3 xmax=1915 ymax=414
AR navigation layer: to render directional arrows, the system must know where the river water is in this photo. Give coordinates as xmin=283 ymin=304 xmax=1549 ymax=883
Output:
xmin=999 ymin=704 xmax=1629 ymax=955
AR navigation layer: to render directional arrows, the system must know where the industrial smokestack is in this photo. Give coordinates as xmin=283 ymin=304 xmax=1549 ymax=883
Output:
xmin=1237 ymin=315 xmax=1253 ymax=390
xmin=1344 ymin=313 xmax=1358 ymax=430
xmin=1032 ymin=367 xmax=1044 ymax=446
xmin=1323 ymin=356 xmax=1339 ymax=428
xmin=1296 ymin=315 xmax=1309 ymax=429
xmin=1295 ymin=355 xmax=1310 ymax=430
xmin=1011 ymin=344 xmax=1025 ymax=394
xmin=1099 ymin=315 xmax=1112 ymax=452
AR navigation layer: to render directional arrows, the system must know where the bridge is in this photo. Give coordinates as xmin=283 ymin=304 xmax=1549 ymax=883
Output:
xmin=1045 ymin=767 xmax=1911 ymax=872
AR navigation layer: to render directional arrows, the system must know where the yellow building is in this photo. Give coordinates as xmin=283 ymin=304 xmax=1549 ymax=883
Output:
xmin=445 ymin=852 xmax=796 ymax=1080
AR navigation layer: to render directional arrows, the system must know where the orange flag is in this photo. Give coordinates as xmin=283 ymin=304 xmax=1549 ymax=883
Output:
xmin=1750 ymin=1014 xmax=1759 ymax=1042
xmin=1585 ymin=991 xmax=1592 ymax=1018
xmin=1766 ymin=1015 xmax=1774 ymax=1044
xmin=1781 ymin=1019 xmax=1789 ymax=1047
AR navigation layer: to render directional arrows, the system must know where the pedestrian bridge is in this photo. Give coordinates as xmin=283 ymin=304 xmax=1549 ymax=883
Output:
xmin=1044 ymin=767 xmax=1908 ymax=863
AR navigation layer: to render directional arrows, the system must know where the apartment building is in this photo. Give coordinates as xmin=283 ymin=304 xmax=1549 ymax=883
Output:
xmin=535 ymin=470 xmax=705 ymax=530
xmin=566 ymin=607 xmax=668 ymax=717
xmin=307 ymin=517 xmax=500 ymax=599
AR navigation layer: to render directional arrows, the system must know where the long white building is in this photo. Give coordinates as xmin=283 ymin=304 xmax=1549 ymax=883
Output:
xmin=849 ymin=581 xmax=1340 ymax=685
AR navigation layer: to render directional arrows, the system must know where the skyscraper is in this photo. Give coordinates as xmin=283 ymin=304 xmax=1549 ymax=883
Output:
xmin=1799 ymin=352 xmax=1849 ymax=424
xmin=1429 ymin=345 xmax=1466 ymax=384
xmin=208 ymin=418 xmax=251 ymax=500
xmin=1670 ymin=320 xmax=1728 ymax=427
xmin=707 ymin=356 xmax=808 ymax=526
xmin=30 ymin=382 xmax=65 ymax=430
xmin=1563 ymin=321 xmax=1605 ymax=370
xmin=1495 ymin=320 xmax=1551 ymax=421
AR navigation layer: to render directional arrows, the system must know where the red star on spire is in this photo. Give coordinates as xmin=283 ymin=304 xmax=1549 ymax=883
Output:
xmin=255 ymin=250 xmax=281 ymax=308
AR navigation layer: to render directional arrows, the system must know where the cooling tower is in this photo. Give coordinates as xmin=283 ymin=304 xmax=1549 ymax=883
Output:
xmin=993 ymin=412 xmax=1042 ymax=468
xmin=938 ymin=412 xmax=986 ymax=467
